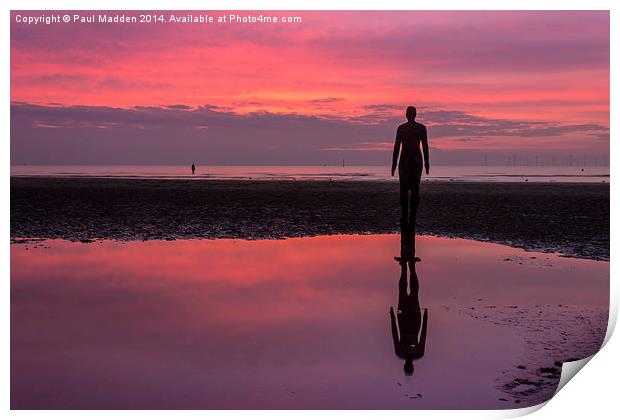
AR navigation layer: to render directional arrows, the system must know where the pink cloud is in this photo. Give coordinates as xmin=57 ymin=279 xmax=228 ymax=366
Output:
xmin=10 ymin=10 xmax=609 ymax=162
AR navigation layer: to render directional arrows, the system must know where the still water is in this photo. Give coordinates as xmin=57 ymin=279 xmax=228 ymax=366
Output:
xmin=11 ymin=235 xmax=608 ymax=409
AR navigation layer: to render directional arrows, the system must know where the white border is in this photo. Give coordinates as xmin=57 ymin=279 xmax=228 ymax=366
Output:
xmin=3 ymin=1 xmax=617 ymax=419
xmin=2 ymin=0 xmax=618 ymax=10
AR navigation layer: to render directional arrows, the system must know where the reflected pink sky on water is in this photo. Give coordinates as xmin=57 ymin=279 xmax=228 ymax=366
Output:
xmin=11 ymin=235 xmax=608 ymax=409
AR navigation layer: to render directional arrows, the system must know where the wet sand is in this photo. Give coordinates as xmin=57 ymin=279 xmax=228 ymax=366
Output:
xmin=11 ymin=177 xmax=609 ymax=260
xmin=10 ymin=235 xmax=608 ymax=409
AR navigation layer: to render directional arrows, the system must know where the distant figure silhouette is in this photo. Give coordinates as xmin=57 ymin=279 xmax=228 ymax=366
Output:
xmin=391 ymin=106 xmax=429 ymax=227
xmin=390 ymin=229 xmax=427 ymax=376
xmin=191 ymin=162 xmax=196 ymax=175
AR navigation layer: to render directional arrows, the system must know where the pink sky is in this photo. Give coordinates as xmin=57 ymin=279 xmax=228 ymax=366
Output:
xmin=10 ymin=11 xmax=610 ymax=165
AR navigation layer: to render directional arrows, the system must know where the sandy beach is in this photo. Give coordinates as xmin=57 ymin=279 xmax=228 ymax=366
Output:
xmin=11 ymin=177 xmax=609 ymax=260
xmin=10 ymin=177 xmax=610 ymax=409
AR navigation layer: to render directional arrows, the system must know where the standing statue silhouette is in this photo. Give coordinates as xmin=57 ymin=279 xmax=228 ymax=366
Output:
xmin=391 ymin=106 xmax=429 ymax=228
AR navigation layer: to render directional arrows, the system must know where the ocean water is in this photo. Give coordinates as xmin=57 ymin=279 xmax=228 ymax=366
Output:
xmin=10 ymin=165 xmax=610 ymax=183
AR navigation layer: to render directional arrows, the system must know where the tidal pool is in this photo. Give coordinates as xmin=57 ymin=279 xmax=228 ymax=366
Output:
xmin=10 ymin=234 xmax=609 ymax=409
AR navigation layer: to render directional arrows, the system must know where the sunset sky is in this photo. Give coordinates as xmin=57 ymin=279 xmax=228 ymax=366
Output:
xmin=10 ymin=10 xmax=610 ymax=165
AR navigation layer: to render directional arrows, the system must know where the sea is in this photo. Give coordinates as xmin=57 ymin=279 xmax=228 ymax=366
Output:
xmin=10 ymin=165 xmax=610 ymax=183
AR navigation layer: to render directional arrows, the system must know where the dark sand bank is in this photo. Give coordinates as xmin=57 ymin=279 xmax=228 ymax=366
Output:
xmin=11 ymin=177 xmax=609 ymax=260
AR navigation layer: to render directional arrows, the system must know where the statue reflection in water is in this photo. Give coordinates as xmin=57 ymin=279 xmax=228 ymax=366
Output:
xmin=390 ymin=226 xmax=428 ymax=376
